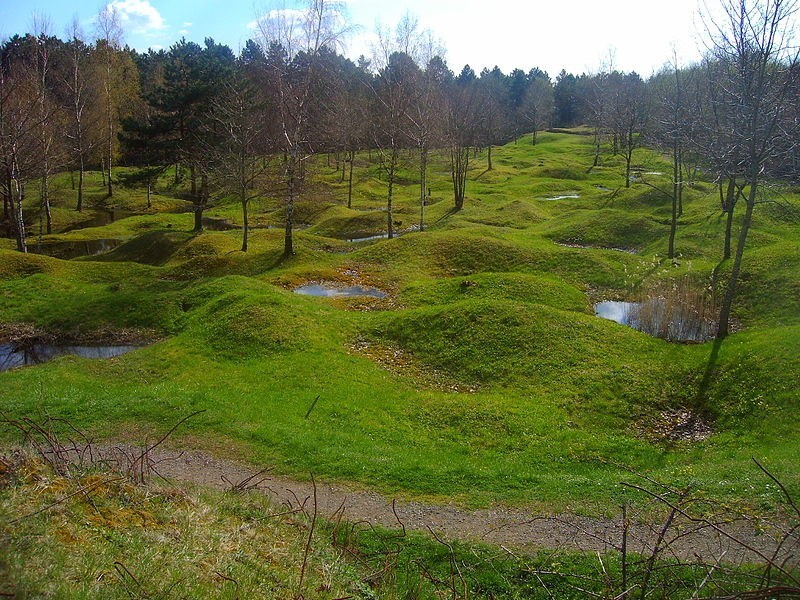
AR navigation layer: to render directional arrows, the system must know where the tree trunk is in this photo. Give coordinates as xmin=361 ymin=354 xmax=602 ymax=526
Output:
xmin=723 ymin=204 xmax=735 ymax=261
xmin=106 ymin=125 xmax=113 ymax=198
xmin=4 ymin=169 xmax=12 ymax=222
xmin=146 ymin=181 xmax=152 ymax=209
xmin=586 ymin=128 xmax=601 ymax=173
xmin=193 ymin=205 xmax=203 ymax=232
xmin=451 ymin=145 xmax=469 ymax=211
xmin=624 ymin=129 xmax=634 ymax=189
xmin=487 ymin=145 xmax=493 ymax=171
xmin=419 ymin=145 xmax=427 ymax=232
xmin=625 ymin=154 xmax=632 ymax=188
xmin=190 ymin=164 xmax=197 ymax=198
xmin=76 ymin=155 xmax=84 ymax=212
xmin=387 ymin=147 xmax=397 ymax=239
xmin=283 ymin=153 xmax=296 ymax=258
xmin=11 ymin=177 xmax=27 ymax=253
xmin=717 ymin=182 xmax=756 ymax=339
xmin=41 ymin=174 xmax=52 ymax=235
xmin=677 ymin=155 xmax=684 ymax=217
xmin=668 ymin=142 xmax=679 ymax=259
xmin=104 ymin=50 xmax=114 ymax=199
xmin=347 ymin=149 xmax=354 ymax=209
xmin=241 ymin=197 xmax=249 ymax=252
xmin=101 ymin=157 xmax=107 ymax=187
xmin=719 ymin=177 xmax=739 ymax=261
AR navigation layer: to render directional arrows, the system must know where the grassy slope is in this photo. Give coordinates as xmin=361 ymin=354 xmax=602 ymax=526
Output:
xmin=0 ymin=456 xmax=367 ymax=599
xmin=0 ymin=132 xmax=798 ymax=515
xmin=6 ymin=456 xmax=771 ymax=599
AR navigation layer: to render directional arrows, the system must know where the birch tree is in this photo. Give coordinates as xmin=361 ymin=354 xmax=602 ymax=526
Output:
xmin=256 ymin=0 xmax=349 ymax=257
xmin=94 ymin=5 xmax=124 ymax=198
xmin=0 ymin=37 xmax=46 ymax=252
xmin=64 ymin=20 xmax=97 ymax=212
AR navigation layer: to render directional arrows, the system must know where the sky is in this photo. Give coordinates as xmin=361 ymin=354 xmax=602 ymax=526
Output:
xmin=1 ymin=0 xmax=710 ymax=78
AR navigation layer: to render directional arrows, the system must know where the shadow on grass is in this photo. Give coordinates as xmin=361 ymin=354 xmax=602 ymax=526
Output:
xmin=694 ymin=336 xmax=724 ymax=421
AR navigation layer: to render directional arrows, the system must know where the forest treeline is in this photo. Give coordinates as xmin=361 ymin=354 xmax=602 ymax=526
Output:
xmin=1 ymin=0 xmax=798 ymax=338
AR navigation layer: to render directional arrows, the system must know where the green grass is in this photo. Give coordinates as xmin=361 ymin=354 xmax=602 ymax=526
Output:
xmin=1 ymin=131 xmax=798 ymax=519
xmin=2 ymin=455 xmax=789 ymax=599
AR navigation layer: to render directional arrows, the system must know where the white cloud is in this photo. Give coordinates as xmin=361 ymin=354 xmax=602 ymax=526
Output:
xmin=182 ymin=21 xmax=193 ymax=27
xmin=107 ymin=0 xmax=165 ymax=34
xmin=178 ymin=29 xmax=189 ymax=35
xmin=266 ymin=8 xmax=305 ymax=21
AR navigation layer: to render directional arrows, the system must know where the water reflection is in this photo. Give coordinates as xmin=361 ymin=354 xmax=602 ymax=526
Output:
xmin=0 ymin=343 xmax=141 ymax=372
xmin=30 ymin=239 xmax=121 ymax=259
xmin=294 ymin=283 xmax=387 ymax=298
xmin=595 ymin=300 xmax=716 ymax=342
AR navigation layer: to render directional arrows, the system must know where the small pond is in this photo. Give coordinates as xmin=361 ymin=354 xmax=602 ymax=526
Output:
xmin=595 ymin=300 xmax=716 ymax=342
xmin=63 ymin=208 xmax=135 ymax=233
xmin=348 ymin=233 xmax=389 ymax=243
xmin=294 ymin=283 xmax=387 ymax=299
xmin=0 ymin=343 xmax=141 ymax=372
xmin=30 ymin=239 xmax=121 ymax=259
xmin=595 ymin=301 xmax=639 ymax=324
xmin=542 ymin=194 xmax=580 ymax=201
xmin=346 ymin=225 xmax=418 ymax=243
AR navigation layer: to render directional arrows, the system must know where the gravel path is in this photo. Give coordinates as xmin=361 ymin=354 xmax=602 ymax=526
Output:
xmin=113 ymin=446 xmax=795 ymax=566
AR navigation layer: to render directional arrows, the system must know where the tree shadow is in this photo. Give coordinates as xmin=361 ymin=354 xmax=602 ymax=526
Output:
xmin=693 ymin=335 xmax=724 ymax=421
xmin=431 ymin=206 xmax=460 ymax=227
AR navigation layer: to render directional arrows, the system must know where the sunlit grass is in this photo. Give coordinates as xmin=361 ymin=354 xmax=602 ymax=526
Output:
xmin=1 ymin=130 xmax=798 ymax=516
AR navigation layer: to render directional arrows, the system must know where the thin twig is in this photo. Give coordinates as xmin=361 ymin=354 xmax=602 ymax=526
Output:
xmin=10 ymin=476 xmax=124 ymax=524
xmin=752 ymin=458 xmax=800 ymax=518
xmin=297 ymin=473 xmax=318 ymax=597
xmin=304 ymin=395 xmax=320 ymax=419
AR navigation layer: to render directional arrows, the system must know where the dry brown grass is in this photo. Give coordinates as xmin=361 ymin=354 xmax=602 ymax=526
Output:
xmin=627 ymin=277 xmax=718 ymax=342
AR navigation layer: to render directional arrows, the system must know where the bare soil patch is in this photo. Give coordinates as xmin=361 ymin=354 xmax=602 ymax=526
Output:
xmin=82 ymin=444 xmax=792 ymax=566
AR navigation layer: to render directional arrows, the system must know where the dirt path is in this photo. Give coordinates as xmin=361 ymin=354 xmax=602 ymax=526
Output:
xmin=109 ymin=446 xmax=793 ymax=565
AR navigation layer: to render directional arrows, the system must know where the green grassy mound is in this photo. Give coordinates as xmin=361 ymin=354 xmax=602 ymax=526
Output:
xmin=0 ymin=130 xmax=797 ymax=517
xmin=542 ymin=208 xmax=665 ymax=250
xmin=96 ymin=230 xmax=194 ymax=265
xmin=397 ymin=272 xmax=589 ymax=312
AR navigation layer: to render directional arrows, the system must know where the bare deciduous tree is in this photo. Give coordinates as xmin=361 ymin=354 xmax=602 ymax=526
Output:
xmin=0 ymin=35 xmax=51 ymax=252
xmin=205 ymin=73 xmax=270 ymax=252
xmin=64 ymin=18 xmax=97 ymax=212
xmin=256 ymin=0 xmax=350 ymax=257
xmin=446 ymin=77 xmax=484 ymax=211
xmin=606 ymin=71 xmax=650 ymax=188
xmin=699 ymin=0 xmax=799 ymax=339
xmin=94 ymin=5 xmax=124 ymax=198
xmin=519 ymin=70 xmax=554 ymax=146
xmin=370 ymin=13 xmax=427 ymax=239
